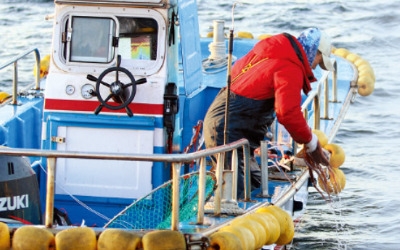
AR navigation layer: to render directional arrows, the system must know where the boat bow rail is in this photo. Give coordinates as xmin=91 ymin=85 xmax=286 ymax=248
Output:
xmin=0 ymin=47 xmax=42 ymax=105
xmin=0 ymin=139 xmax=265 ymax=232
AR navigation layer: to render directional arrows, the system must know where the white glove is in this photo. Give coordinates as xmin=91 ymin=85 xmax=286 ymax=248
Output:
xmin=305 ymin=133 xmax=318 ymax=153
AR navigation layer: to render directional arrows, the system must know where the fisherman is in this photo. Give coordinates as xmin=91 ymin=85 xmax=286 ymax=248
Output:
xmin=203 ymin=27 xmax=333 ymax=199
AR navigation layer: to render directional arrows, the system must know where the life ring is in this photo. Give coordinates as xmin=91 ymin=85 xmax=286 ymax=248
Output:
xmin=12 ymin=225 xmax=55 ymax=250
xmin=55 ymin=227 xmax=96 ymax=250
xmin=142 ymin=230 xmax=186 ymax=250
xmin=98 ymin=229 xmax=141 ymax=250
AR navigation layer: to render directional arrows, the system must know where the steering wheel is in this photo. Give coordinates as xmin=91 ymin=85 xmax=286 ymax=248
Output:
xmin=87 ymin=62 xmax=146 ymax=117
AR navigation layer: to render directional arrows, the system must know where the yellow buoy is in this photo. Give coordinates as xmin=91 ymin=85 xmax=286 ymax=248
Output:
xmin=318 ymin=168 xmax=346 ymax=194
xmin=256 ymin=205 xmax=294 ymax=245
xmin=33 ymin=54 xmax=51 ymax=79
xmin=357 ymin=74 xmax=375 ymax=96
xmin=258 ymin=34 xmax=273 ymax=40
xmin=312 ymin=129 xmax=329 ymax=147
xmin=353 ymin=57 xmax=371 ymax=68
xmin=207 ymin=231 xmax=242 ymax=250
xmin=250 ymin=212 xmax=280 ymax=245
xmin=231 ymin=216 xmax=267 ymax=249
xmin=142 ymin=230 xmax=186 ymax=250
xmin=12 ymin=226 xmax=55 ymax=250
xmin=358 ymin=64 xmax=376 ymax=81
xmin=98 ymin=229 xmax=141 ymax=250
xmin=236 ymin=31 xmax=254 ymax=39
xmin=0 ymin=92 xmax=11 ymax=104
xmin=0 ymin=222 xmax=10 ymax=250
xmin=323 ymin=143 xmax=346 ymax=168
xmin=55 ymin=227 xmax=96 ymax=250
xmin=206 ymin=31 xmax=214 ymax=38
xmin=219 ymin=225 xmax=255 ymax=250
xmin=333 ymin=48 xmax=350 ymax=58
xmin=346 ymin=53 xmax=361 ymax=63
xmin=245 ymin=213 xmax=271 ymax=245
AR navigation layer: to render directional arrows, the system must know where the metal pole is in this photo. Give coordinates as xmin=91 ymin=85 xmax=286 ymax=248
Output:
xmin=12 ymin=62 xmax=18 ymax=105
xmin=171 ymin=162 xmax=181 ymax=230
xmin=45 ymin=157 xmax=56 ymax=228
xmin=214 ymin=153 xmax=224 ymax=216
xmin=231 ymin=149 xmax=238 ymax=201
xmin=223 ymin=3 xmax=239 ymax=146
xmin=260 ymin=141 xmax=270 ymax=197
xmin=332 ymin=60 xmax=338 ymax=102
xmin=243 ymin=144 xmax=251 ymax=201
xmin=196 ymin=157 xmax=206 ymax=224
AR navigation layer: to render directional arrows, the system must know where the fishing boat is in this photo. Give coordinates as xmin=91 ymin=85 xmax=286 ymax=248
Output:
xmin=0 ymin=0 xmax=375 ymax=249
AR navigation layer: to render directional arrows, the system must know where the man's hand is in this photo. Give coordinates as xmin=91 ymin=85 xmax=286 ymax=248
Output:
xmin=305 ymin=133 xmax=330 ymax=166
xmin=307 ymin=141 xmax=330 ymax=166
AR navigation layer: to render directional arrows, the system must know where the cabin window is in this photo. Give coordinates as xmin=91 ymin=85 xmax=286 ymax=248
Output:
xmin=57 ymin=9 xmax=165 ymax=75
xmin=118 ymin=17 xmax=158 ymax=61
xmin=68 ymin=16 xmax=116 ymax=63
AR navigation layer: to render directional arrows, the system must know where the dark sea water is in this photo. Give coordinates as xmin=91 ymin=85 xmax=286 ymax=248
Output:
xmin=1 ymin=0 xmax=400 ymax=249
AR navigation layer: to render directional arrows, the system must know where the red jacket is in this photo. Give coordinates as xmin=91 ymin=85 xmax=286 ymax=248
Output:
xmin=230 ymin=33 xmax=317 ymax=144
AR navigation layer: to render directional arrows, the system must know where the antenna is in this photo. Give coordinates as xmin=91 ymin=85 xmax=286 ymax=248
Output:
xmin=223 ymin=2 xmax=241 ymax=146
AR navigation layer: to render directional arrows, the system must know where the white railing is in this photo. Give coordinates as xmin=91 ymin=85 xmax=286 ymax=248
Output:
xmin=0 ymin=139 xmax=250 ymax=230
xmin=0 ymin=48 xmax=41 ymax=105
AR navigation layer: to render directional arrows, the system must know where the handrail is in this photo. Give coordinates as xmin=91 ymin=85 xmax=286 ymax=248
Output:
xmin=301 ymin=59 xmax=337 ymax=130
xmin=0 ymin=48 xmax=41 ymax=104
xmin=0 ymin=138 xmax=250 ymax=230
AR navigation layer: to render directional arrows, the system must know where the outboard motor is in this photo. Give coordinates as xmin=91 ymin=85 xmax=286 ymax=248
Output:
xmin=0 ymin=155 xmax=41 ymax=224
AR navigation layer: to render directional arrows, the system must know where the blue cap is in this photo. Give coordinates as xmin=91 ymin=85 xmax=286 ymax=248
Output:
xmin=297 ymin=28 xmax=321 ymax=68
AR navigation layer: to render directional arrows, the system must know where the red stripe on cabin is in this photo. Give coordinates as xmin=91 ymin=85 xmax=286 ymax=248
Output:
xmin=44 ymin=99 xmax=163 ymax=115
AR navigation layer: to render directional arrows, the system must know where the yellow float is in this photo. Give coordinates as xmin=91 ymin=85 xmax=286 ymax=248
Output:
xmin=207 ymin=231 xmax=242 ymax=250
xmin=0 ymin=92 xmax=11 ymax=104
xmin=357 ymin=74 xmax=375 ymax=96
xmin=231 ymin=216 xmax=267 ymax=249
xmin=98 ymin=229 xmax=142 ymax=250
xmin=236 ymin=31 xmax=254 ymax=39
xmin=346 ymin=53 xmax=361 ymax=63
xmin=256 ymin=205 xmax=294 ymax=245
xmin=258 ymin=34 xmax=272 ymax=40
xmin=12 ymin=226 xmax=55 ymax=250
xmin=142 ymin=230 xmax=186 ymax=250
xmin=318 ymin=168 xmax=346 ymax=194
xmin=33 ymin=54 xmax=51 ymax=79
xmin=55 ymin=227 xmax=96 ymax=250
xmin=312 ymin=129 xmax=328 ymax=147
xmin=324 ymin=143 xmax=346 ymax=168
xmin=0 ymin=222 xmax=10 ymax=250
xmin=334 ymin=48 xmax=375 ymax=96
xmin=245 ymin=213 xmax=272 ymax=245
xmin=261 ymin=212 xmax=281 ymax=245
xmin=333 ymin=48 xmax=350 ymax=58
xmin=219 ymin=225 xmax=255 ymax=250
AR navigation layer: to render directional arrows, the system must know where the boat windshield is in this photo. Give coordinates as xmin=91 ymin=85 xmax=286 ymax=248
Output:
xmin=69 ymin=17 xmax=115 ymax=63
xmin=118 ymin=17 xmax=158 ymax=61
xmin=65 ymin=16 xmax=158 ymax=64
